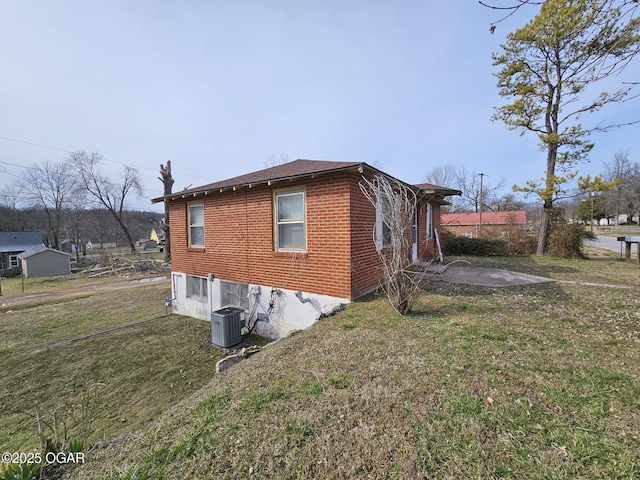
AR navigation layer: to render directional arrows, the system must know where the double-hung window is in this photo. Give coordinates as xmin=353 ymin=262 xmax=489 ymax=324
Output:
xmin=426 ymin=203 xmax=433 ymax=240
xmin=275 ymin=189 xmax=306 ymax=251
xmin=188 ymin=202 xmax=205 ymax=248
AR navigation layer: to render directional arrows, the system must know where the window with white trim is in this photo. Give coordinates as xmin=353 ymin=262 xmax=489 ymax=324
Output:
xmin=186 ymin=275 xmax=208 ymax=300
xmin=220 ymin=280 xmax=249 ymax=310
xmin=426 ymin=203 xmax=433 ymax=240
xmin=375 ymin=195 xmax=392 ymax=250
xmin=9 ymin=255 xmax=19 ymax=268
xmin=274 ymin=189 xmax=306 ymax=251
xmin=188 ymin=202 xmax=205 ymax=247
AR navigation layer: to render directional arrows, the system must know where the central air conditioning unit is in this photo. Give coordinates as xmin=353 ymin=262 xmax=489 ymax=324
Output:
xmin=211 ymin=306 xmax=244 ymax=348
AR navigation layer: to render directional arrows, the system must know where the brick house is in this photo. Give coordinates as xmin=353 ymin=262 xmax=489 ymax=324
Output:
xmin=152 ymin=160 xmax=459 ymax=338
xmin=441 ymin=211 xmax=527 ymax=238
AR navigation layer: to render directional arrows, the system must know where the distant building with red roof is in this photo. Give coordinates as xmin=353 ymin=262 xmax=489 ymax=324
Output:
xmin=441 ymin=211 xmax=527 ymax=238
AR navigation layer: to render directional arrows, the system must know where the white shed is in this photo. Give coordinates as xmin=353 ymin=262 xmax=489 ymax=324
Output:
xmin=18 ymin=247 xmax=71 ymax=278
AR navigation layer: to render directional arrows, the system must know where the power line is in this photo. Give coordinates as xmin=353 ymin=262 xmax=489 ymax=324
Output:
xmin=0 ymin=135 xmax=70 ymax=154
xmin=0 ymin=160 xmax=166 ymax=197
xmin=0 ymin=134 xmax=215 ymax=182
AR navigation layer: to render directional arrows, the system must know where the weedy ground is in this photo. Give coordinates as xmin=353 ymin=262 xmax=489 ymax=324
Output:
xmin=50 ymin=251 xmax=640 ymax=480
xmin=0 ymin=275 xmax=227 ymax=454
xmin=2 ymin=250 xmax=640 ymax=479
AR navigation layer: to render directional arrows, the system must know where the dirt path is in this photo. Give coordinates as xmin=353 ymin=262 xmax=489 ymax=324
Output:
xmin=0 ymin=275 xmax=169 ymax=309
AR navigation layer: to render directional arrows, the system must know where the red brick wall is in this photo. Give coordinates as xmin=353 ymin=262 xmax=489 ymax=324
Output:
xmin=348 ymin=173 xmax=385 ymax=297
xmin=416 ymin=201 xmax=442 ymax=260
xmin=169 ymin=173 xmax=365 ymax=299
xmin=168 ymin=172 xmax=444 ymax=300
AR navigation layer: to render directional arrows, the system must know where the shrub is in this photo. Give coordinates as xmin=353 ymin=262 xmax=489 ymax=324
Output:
xmin=546 ymin=222 xmax=594 ymax=258
xmin=440 ymin=232 xmax=507 ymax=256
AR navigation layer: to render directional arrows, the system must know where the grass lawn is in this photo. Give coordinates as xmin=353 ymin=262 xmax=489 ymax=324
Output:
xmin=57 ymin=253 xmax=640 ymax=480
xmin=0 ymin=275 xmax=228 ymax=455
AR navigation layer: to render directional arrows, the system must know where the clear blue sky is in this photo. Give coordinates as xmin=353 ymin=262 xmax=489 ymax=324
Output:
xmin=1 ymin=1 xmax=638 ymax=212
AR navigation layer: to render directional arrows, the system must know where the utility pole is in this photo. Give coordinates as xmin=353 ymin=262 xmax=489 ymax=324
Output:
xmin=478 ymin=173 xmax=486 ymax=238
xmin=590 ymin=192 xmax=595 ymax=233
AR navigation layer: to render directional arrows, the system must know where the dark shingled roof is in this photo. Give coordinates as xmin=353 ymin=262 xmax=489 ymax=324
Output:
xmin=152 ymin=159 xmax=461 ymax=203
xmin=152 ymin=159 xmax=365 ymax=203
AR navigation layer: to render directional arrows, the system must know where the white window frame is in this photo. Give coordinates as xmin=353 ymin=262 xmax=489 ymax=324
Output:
xmin=274 ymin=189 xmax=306 ymax=252
xmin=188 ymin=202 xmax=205 ymax=248
xmin=9 ymin=255 xmax=19 ymax=268
xmin=426 ymin=203 xmax=433 ymax=240
xmin=186 ymin=275 xmax=208 ymax=300
xmin=220 ymin=280 xmax=249 ymax=310
xmin=375 ymin=194 xmax=392 ymax=250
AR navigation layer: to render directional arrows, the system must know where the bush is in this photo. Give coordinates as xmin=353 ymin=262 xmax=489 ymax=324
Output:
xmin=503 ymin=234 xmax=537 ymax=255
xmin=440 ymin=232 xmax=507 ymax=256
xmin=546 ymin=222 xmax=594 ymax=258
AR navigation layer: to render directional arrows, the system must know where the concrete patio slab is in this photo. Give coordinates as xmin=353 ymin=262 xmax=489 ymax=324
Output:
xmin=421 ymin=265 xmax=555 ymax=287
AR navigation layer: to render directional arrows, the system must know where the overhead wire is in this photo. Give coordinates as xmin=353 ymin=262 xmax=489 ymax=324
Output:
xmin=0 ymin=134 xmax=218 ymax=202
xmin=0 ymin=134 xmax=216 ymax=182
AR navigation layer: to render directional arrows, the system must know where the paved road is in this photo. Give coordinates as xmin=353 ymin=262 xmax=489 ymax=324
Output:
xmin=585 ymin=235 xmax=636 ymax=256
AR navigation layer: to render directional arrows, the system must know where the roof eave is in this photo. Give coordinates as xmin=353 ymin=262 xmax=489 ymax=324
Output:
xmin=152 ymin=163 xmax=368 ymax=204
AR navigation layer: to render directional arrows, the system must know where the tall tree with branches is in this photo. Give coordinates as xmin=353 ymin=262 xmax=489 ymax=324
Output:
xmin=483 ymin=0 xmax=639 ymax=47
xmin=492 ymin=0 xmax=640 ymax=254
xmin=20 ymin=159 xmax=77 ymax=250
xmin=73 ymin=151 xmax=143 ymax=254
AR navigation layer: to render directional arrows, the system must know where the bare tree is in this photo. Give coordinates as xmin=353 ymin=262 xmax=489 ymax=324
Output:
xmin=64 ymin=186 xmax=89 ymax=263
xmin=0 ymin=184 xmax=26 ymax=231
xmin=359 ymin=175 xmax=420 ymax=315
xmin=485 ymin=192 xmax=528 ymax=212
xmin=20 ymin=159 xmax=77 ymax=249
xmin=424 ymin=164 xmax=459 ymax=188
xmin=424 ymin=165 xmax=506 ymax=213
xmin=73 ymin=151 xmax=143 ymax=254
xmin=263 ymin=153 xmax=290 ymax=168
xmin=456 ymin=168 xmax=506 ymax=213
xmin=601 ymin=151 xmax=640 ymax=223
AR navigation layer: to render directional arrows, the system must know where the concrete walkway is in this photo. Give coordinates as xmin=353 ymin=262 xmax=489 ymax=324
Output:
xmin=419 ymin=264 xmax=554 ymax=287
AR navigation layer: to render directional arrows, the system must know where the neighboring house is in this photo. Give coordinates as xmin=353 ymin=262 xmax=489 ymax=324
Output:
xmin=442 ymin=211 xmax=527 ymax=238
xmin=0 ymin=231 xmax=44 ymax=276
xmin=18 ymin=246 xmax=72 ymax=278
xmin=152 ymin=159 xmax=459 ymax=338
xmin=150 ymin=227 xmax=165 ymax=245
